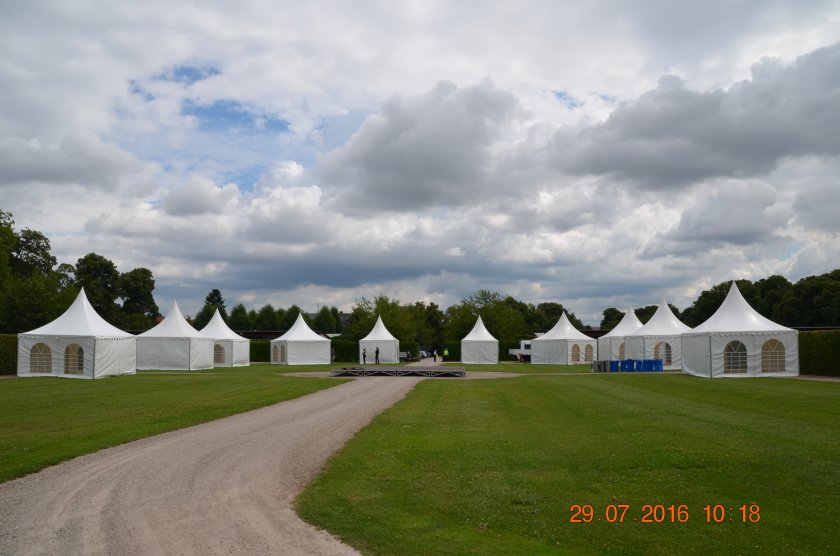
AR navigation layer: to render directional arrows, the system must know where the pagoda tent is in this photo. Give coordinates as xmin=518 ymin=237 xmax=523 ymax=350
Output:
xmin=359 ymin=315 xmax=399 ymax=364
xmin=137 ymin=302 xmax=214 ymax=370
xmin=200 ymin=309 xmax=250 ymax=367
xmin=682 ymin=282 xmax=798 ymax=378
xmin=624 ymin=300 xmax=692 ymax=369
xmin=270 ymin=313 xmax=330 ymax=365
xmin=461 ymin=316 xmax=499 ymax=364
xmin=596 ymin=307 xmax=643 ymax=360
xmin=17 ymin=288 xmax=136 ymax=379
xmin=531 ymin=312 xmax=597 ymax=365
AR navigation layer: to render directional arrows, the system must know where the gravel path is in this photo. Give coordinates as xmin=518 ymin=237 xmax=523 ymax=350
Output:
xmin=0 ymin=377 xmax=422 ymax=555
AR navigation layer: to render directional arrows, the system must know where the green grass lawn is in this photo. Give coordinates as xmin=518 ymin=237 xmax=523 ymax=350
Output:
xmin=443 ymin=361 xmax=593 ymax=373
xmin=297 ymin=374 xmax=840 ymax=555
xmin=0 ymin=369 xmax=344 ymax=482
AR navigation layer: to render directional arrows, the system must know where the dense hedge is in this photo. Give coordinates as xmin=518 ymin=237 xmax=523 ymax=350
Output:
xmin=499 ymin=339 xmax=520 ymax=361
xmin=331 ymin=339 xmax=358 ymax=362
xmin=442 ymin=341 xmax=460 ymax=362
xmin=250 ymin=340 xmax=270 ymax=363
xmin=799 ymin=330 xmax=840 ymax=377
xmin=0 ymin=334 xmax=16 ymax=375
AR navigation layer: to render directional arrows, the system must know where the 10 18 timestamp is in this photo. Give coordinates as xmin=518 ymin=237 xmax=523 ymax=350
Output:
xmin=569 ymin=503 xmax=761 ymax=523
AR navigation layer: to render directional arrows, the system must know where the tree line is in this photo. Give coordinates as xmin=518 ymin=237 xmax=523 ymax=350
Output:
xmin=3 ymin=208 xmax=839 ymax=345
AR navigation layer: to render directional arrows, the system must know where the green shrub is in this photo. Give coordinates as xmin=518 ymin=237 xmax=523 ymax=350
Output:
xmin=799 ymin=330 xmax=840 ymax=377
xmin=442 ymin=340 xmax=460 ymax=362
xmin=331 ymin=339 xmax=358 ymax=362
xmin=0 ymin=334 xmax=16 ymax=375
xmin=250 ymin=340 xmax=270 ymax=362
xmin=499 ymin=339 xmax=520 ymax=361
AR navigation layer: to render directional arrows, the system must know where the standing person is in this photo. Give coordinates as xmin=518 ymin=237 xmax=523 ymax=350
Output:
xmin=362 ymin=348 xmax=367 ymax=364
xmin=443 ymin=347 xmax=449 ymax=361
xmin=375 ymin=346 xmax=380 ymax=365
xmin=433 ymin=349 xmax=437 ymax=362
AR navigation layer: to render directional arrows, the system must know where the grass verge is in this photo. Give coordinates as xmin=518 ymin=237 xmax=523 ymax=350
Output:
xmin=443 ymin=362 xmax=593 ymax=373
xmin=297 ymin=374 xmax=840 ymax=555
xmin=0 ymin=371 xmax=344 ymax=483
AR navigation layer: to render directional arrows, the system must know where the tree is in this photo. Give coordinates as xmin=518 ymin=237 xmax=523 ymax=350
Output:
xmin=254 ymin=304 xmax=281 ymax=330
xmin=75 ymin=253 xmax=121 ymax=324
xmin=599 ymin=308 xmax=623 ymax=330
xmin=192 ymin=289 xmax=227 ymax=329
xmin=11 ymin=228 xmax=56 ymax=276
xmin=280 ymin=304 xmax=304 ymax=330
xmin=312 ymin=306 xmax=337 ymax=333
xmin=330 ymin=306 xmax=343 ymax=333
xmin=205 ymin=288 xmax=226 ymax=309
xmin=228 ymin=303 xmax=252 ymax=331
xmin=119 ymin=268 xmax=158 ymax=329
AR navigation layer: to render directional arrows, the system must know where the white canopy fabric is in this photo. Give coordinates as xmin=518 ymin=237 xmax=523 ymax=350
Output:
xmin=682 ymin=282 xmax=799 ymax=378
xmin=200 ymin=309 xmax=250 ymax=367
xmin=624 ymin=300 xmax=692 ymax=369
xmin=461 ymin=316 xmax=498 ymax=364
xmin=270 ymin=313 xmax=330 ymax=365
xmin=597 ymin=307 xmax=644 ymax=360
xmin=531 ymin=312 xmax=596 ymax=365
xmin=17 ymin=288 xmax=136 ymax=379
xmin=359 ymin=315 xmax=399 ymax=364
xmin=137 ymin=302 xmax=214 ymax=370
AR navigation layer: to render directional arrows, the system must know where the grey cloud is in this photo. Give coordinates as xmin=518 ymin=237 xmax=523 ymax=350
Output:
xmin=0 ymin=133 xmax=141 ymax=189
xmin=665 ymin=180 xmax=784 ymax=246
xmin=554 ymin=43 xmax=840 ymax=188
xmin=164 ymin=177 xmax=239 ymax=216
xmin=319 ymin=79 xmax=519 ymax=212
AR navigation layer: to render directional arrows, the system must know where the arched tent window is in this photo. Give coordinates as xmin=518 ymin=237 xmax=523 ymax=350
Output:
xmin=723 ymin=341 xmax=748 ymax=374
xmin=571 ymin=344 xmax=581 ymax=363
xmin=272 ymin=344 xmax=279 ymax=363
xmin=30 ymin=343 xmax=52 ymax=373
xmin=214 ymin=344 xmax=225 ymax=365
xmin=655 ymin=342 xmax=672 ymax=366
xmin=64 ymin=344 xmax=84 ymax=374
xmin=761 ymin=339 xmax=785 ymax=373
xmin=584 ymin=344 xmax=593 ymax=362
xmin=280 ymin=344 xmax=287 ymax=364
xmin=618 ymin=342 xmax=625 ymax=360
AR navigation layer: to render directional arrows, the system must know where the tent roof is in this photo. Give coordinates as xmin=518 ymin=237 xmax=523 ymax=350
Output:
xmin=462 ymin=316 xmax=498 ymax=342
xmin=533 ymin=312 xmax=592 ymax=341
xmin=692 ymin=282 xmax=794 ymax=333
xmin=601 ymin=307 xmax=644 ymax=337
xmin=200 ymin=309 xmax=248 ymax=341
xmin=626 ymin=299 xmax=692 ymax=337
xmin=139 ymin=301 xmax=205 ymax=338
xmin=360 ymin=315 xmax=398 ymax=341
xmin=275 ymin=313 xmax=328 ymax=342
xmin=22 ymin=288 xmax=131 ymax=337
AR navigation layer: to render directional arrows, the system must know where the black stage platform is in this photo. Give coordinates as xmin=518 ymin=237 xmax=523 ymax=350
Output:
xmin=330 ymin=366 xmax=465 ymax=378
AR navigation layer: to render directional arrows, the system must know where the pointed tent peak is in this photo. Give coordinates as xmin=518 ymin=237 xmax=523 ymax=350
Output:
xmin=693 ymin=280 xmax=793 ymax=333
xmin=535 ymin=311 xmax=592 ymax=341
xmin=602 ymin=306 xmax=644 ymax=338
xmin=201 ymin=308 xmax=247 ymax=340
xmin=140 ymin=300 xmax=205 ymax=338
xmin=361 ymin=314 xmax=398 ymax=341
xmin=627 ymin=298 xmax=692 ymax=336
xmin=462 ymin=315 xmax=498 ymax=342
xmin=276 ymin=312 xmax=327 ymax=342
xmin=22 ymin=287 xmax=131 ymax=337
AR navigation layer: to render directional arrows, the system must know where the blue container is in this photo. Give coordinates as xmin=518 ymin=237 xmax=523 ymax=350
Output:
xmin=610 ymin=361 xmax=619 ymax=373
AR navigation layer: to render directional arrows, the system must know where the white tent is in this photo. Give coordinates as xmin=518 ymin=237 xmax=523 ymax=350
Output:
xmin=461 ymin=316 xmax=499 ymax=364
xmin=271 ymin=313 xmax=330 ymax=365
xmin=531 ymin=312 xmax=596 ymax=365
xmin=682 ymin=282 xmax=799 ymax=378
xmin=359 ymin=315 xmax=399 ymax=364
xmin=624 ymin=300 xmax=692 ymax=369
xmin=200 ymin=309 xmax=250 ymax=367
xmin=597 ymin=307 xmax=643 ymax=360
xmin=137 ymin=302 xmax=214 ymax=370
xmin=17 ymin=288 xmax=136 ymax=379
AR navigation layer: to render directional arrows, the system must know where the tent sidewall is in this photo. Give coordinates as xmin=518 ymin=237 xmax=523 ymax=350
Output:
xmin=359 ymin=340 xmax=399 ymax=364
xmin=461 ymin=340 xmax=498 ymax=364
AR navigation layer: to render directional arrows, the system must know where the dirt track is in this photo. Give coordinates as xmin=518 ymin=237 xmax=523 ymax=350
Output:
xmin=0 ymin=377 xmax=423 ymax=555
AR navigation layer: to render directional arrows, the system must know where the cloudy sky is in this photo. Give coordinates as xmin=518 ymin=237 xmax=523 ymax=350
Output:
xmin=2 ymin=1 xmax=840 ymax=325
